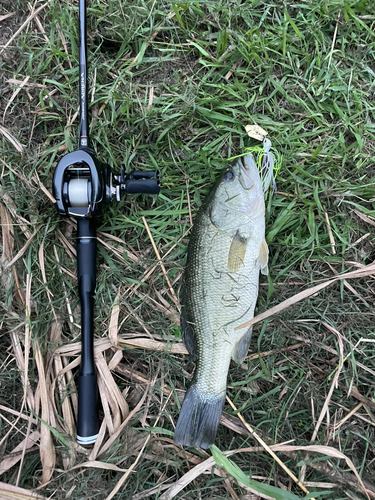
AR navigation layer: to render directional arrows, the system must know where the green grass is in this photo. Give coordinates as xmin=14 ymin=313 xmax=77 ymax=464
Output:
xmin=1 ymin=0 xmax=375 ymax=499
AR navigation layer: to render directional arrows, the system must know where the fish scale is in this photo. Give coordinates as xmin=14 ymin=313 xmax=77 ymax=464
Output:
xmin=187 ymin=212 xmax=262 ymax=396
xmin=174 ymin=154 xmax=268 ymax=449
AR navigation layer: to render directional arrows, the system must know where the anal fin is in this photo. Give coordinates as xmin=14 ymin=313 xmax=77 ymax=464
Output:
xmin=231 ymin=328 xmax=252 ymax=364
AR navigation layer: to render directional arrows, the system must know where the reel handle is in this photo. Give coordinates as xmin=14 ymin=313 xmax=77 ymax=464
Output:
xmin=76 ymin=218 xmax=99 ymax=444
xmin=114 ymin=168 xmax=160 ymax=196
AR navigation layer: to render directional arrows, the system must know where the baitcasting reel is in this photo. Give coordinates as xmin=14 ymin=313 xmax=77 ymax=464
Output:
xmin=53 ymin=148 xmax=159 ymax=218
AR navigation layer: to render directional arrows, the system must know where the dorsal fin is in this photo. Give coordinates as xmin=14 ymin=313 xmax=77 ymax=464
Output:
xmin=180 ymin=304 xmax=196 ymax=362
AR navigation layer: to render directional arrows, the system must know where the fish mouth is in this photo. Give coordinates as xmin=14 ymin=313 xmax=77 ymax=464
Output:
xmin=238 ymin=155 xmax=255 ymax=190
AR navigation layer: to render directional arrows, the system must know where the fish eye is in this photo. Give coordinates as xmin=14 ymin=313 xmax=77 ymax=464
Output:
xmin=223 ymin=170 xmax=235 ymax=182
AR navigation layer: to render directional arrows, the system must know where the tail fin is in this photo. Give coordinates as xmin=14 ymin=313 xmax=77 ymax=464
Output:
xmin=174 ymin=385 xmax=226 ymax=449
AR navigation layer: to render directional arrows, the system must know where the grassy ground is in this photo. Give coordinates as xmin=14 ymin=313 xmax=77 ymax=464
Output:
xmin=1 ymin=0 xmax=375 ymax=498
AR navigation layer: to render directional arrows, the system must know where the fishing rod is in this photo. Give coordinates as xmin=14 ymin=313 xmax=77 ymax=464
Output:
xmin=53 ymin=0 xmax=159 ymax=445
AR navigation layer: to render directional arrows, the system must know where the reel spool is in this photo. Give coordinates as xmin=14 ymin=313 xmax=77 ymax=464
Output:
xmin=68 ymin=178 xmax=90 ymax=207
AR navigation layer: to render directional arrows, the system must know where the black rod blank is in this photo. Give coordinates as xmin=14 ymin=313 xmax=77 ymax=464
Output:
xmin=79 ymin=0 xmax=89 ymax=149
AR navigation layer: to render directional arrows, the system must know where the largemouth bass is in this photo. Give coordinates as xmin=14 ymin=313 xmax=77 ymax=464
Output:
xmin=174 ymin=154 xmax=268 ymax=449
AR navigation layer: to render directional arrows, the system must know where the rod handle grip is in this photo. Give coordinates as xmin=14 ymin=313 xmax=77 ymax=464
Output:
xmin=77 ymin=372 xmax=99 ymax=445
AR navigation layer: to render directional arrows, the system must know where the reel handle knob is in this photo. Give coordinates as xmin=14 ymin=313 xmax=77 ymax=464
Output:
xmin=125 ymin=178 xmax=160 ymax=194
xmin=114 ymin=168 xmax=160 ymax=195
xmin=128 ymin=170 xmax=159 ymax=180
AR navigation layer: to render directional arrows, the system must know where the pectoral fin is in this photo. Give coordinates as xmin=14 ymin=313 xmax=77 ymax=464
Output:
xmin=231 ymin=328 xmax=252 ymax=364
xmin=259 ymin=239 xmax=269 ymax=276
xmin=228 ymin=233 xmax=247 ymax=272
